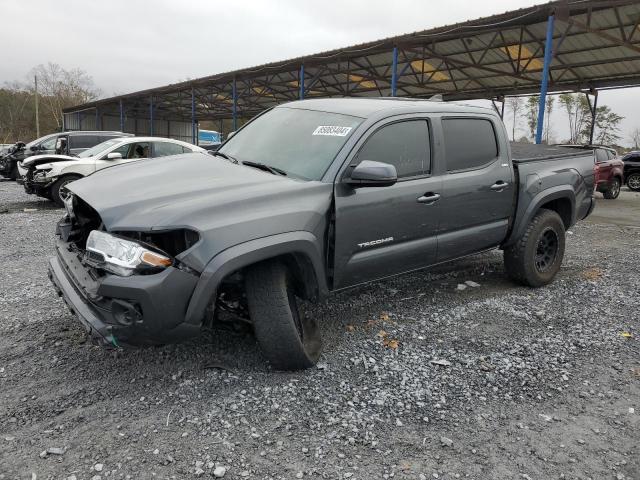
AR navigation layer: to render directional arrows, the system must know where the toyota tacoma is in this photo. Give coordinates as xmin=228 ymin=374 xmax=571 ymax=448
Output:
xmin=49 ymin=98 xmax=596 ymax=370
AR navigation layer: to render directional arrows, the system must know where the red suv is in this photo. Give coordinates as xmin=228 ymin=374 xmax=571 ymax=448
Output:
xmin=558 ymin=145 xmax=624 ymax=199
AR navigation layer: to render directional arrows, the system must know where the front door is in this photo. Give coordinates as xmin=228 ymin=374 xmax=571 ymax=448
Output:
xmin=333 ymin=118 xmax=441 ymax=289
xmin=436 ymin=116 xmax=514 ymax=262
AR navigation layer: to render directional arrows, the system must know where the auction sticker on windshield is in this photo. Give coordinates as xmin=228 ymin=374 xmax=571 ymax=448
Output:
xmin=312 ymin=126 xmax=353 ymax=136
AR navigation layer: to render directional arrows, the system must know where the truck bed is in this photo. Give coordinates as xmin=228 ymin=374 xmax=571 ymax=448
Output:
xmin=510 ymin=143 xmax=592 ymax=163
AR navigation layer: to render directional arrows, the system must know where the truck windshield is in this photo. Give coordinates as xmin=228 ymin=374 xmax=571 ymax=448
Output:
xmin=219 ymin=107 xmax=363 ymax=180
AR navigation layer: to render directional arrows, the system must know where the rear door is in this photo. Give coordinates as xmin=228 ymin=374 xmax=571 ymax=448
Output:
xmin=595 ymin=148 xmax=612 ymax=185
xmin=436 ymin=116 xmax=514 ymax=262
xmin=333 ymin=116 xmax=441 ymax=289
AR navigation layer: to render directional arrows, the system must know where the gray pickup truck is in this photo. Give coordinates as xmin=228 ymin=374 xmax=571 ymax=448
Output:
xmin=49 ymin=99 xmax=595 ymax=370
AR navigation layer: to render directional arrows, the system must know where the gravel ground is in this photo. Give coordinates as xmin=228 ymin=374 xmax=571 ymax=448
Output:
xmin=0 ymin=180 xmax=638 ymax=480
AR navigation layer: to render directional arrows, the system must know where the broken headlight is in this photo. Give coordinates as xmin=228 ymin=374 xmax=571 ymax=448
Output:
xmin=85 ymin=230 xmax=172 ymax=276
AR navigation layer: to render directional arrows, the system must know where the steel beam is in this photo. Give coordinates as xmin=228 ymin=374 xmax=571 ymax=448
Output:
xmin=391 ymin=47 xmax=398 ymax=97
xmin=536 ymin=15 xmax=555 ymax=144
xmin=587 ymin=90 xmax=598 ymax=145
xmin=119 ymin=99 xmax=124 ymax=132
xmin=232 ymin=76 xmax=238 ymax=131
xmin=149 ymin=96 xmax=154 ymax=137
xmin=191 ymin=88 xmax=196 ymax=144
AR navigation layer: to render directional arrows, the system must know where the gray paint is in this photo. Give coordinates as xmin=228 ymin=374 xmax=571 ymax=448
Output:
xmin=58 ymin=98 xmax=595 ymax=345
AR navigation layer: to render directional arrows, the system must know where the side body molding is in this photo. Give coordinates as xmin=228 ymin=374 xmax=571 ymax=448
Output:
xmin=184 ymin=231 xmax=327 ymax=325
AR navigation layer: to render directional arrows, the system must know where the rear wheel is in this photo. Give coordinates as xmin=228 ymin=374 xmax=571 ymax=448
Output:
xmin=627 ymin=173 xmax=640 ymax=192
xmin=51 ymin=175 xmax=82 ymax=207
xmin=245 ymin=261 xmax=322 ymax=370
xmin=504 ymin=209 xmax=566 ymax=287
xmin=602 ymin=177 xmax=621 ymax=199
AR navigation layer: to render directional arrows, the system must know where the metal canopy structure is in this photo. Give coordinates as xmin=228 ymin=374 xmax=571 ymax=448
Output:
xmin=64 ymin=0 xmax=640 ymax=144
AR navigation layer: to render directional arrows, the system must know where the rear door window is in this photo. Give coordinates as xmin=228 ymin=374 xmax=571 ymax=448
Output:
xmin=442 ymin=118 xmax=498 ymax=171
xmin=595 ymin=149 xmax=608 ymax=163
xmin=354 ymin=120 xmax=430 ymax=178
xmin=153 ymin=142 xmax=186 ymax=157
xmin=111 ymin=142 xmax=150 ymax=159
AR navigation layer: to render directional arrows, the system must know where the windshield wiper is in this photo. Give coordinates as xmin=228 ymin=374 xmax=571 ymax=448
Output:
xmin=241 ymin=160 xmax=287 ymax=176
xmin=213 ymin=151 xmax=239 ymax=164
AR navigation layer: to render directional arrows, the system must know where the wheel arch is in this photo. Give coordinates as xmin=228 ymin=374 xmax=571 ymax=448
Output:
xmin=504 ymin=186 xmax=575 ymax=248
xmin=184 ymin=231 xmax=328 ymax=325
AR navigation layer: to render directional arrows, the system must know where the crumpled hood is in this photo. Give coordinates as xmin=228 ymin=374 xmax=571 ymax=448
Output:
xmin=22 ymin=153 xmax=76 ymax=168
xmin=68 ymin=153 xmax=331 ymax=231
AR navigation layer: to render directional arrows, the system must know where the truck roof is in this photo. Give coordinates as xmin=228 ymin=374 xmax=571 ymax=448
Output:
xmin=280 ymin=98 xmax=495 ymax=118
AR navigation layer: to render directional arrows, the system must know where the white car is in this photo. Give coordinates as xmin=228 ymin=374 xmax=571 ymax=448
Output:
xmin=22 ymin=137 xmax=206 ymax=206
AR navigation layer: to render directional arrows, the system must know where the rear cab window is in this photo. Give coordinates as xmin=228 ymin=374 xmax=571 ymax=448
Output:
xmin=442 ymin=118 xmax=498 ymax=172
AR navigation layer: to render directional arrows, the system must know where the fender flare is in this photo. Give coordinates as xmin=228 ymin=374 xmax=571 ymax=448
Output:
xmin=184 ymin=231 xmax=328 ymax=325
xmin=504 ymin=186 xmax=576 ymax=248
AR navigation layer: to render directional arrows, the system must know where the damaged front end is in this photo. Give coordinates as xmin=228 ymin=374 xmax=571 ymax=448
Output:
xmin=49 ymin=194 xmax=203 ymax=346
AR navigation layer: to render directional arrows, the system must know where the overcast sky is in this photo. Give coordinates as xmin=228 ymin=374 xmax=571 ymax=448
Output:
xmin=2 ymin=0 xmax=639 ymax=145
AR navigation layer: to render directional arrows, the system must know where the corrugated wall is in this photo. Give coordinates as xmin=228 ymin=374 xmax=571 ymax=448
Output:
xmin=63 ymin=111 xmax=195 ymax=144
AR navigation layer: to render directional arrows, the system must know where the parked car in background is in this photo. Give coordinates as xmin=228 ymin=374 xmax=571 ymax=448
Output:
xmin=621 ymin=150 xmax=640 ymax=191
xmin=1 ymin=131 xmax=129 ymax=180
xmin=49 ymin=98 xmax=596 ymax=370
xmin=23 ymin=136 xmax=206 ymax=206
xmin=557 ymin=144 xmax=623 ymax=199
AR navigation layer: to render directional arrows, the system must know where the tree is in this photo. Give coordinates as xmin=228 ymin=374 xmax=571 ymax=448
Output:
xmin=558 ymin=93 xmax=591 ymax=144
xmin=628 ymin=127 xmax=640 ymax=150
xmin=29 ymin=63 xmax=100 ymax=130
xmin=0 ymin=63 xmax=99 ymax=143
xmin=524 ymin=95 xmax=539 ymax=141
xmin=593 ymin=105 xmax=623 ymax=146
xmin=505 ymin=96 xmax=523 ymax=141
xmin=543 ymin=96 xmax=555 ymax=144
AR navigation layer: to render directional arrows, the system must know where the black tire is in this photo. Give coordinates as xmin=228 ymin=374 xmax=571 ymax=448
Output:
xmin=245 ymin=261 xmax=322 ymax=370
xmin=602 ymin=177 xmax=621 ymax=199
xmin=51 ymin=175 xmax=82 ymax=207
xmin=627 ymin=173 xmax=640 ymax=192
xmin=504 ymin=209 xmax=566 ymax=288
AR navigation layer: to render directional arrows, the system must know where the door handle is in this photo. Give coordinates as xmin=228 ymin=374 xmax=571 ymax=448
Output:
xmin=417 ymin=193 xmax=441 ymax=204
xmin=490 ymin=181 xmax=508 ymax=191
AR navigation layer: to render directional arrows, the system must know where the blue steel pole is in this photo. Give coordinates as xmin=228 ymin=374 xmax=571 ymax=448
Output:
xmin=535 ymin=14 xmax=555 ymax=144
xmin=391 ymin=47 xmax=399 ymax=97
xmin=191 ymin=88 xmax=196 ymax=144
xmin=149 ymin=96 xmax=154 ymax=137
xmin=299 ymin=64 xmax=305 ymax=100
xmin=119 ymin=99 xmax=124 ymax=132
xmin=232 ymin=77 xmax=238 ymax=131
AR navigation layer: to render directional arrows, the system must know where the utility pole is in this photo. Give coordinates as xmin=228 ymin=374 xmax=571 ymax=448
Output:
xmin=34 ymin=75 xmax=40 ymax=138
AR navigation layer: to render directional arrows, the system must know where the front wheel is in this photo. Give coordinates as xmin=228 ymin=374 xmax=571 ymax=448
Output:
xmin=51 ymin=175 xmax=82 ymax=207
xmin=504 ymin=209 xmax=566 ymax=287
xmin=245 ymin=261 xmax=322 ymax=370
xmin=602 ymin=177 xmax=621 ymax=199
xmin=627 ymin=173 xmax=640 ymax=192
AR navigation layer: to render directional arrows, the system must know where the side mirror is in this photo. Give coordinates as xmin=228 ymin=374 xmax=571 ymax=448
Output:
xmin=30 ymin=145 xmax=39 ymax=152
xmin=346 ymin=160 xmax=397 ymax=187
xmin=106 ymin=152 xmax=123 ymax=160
